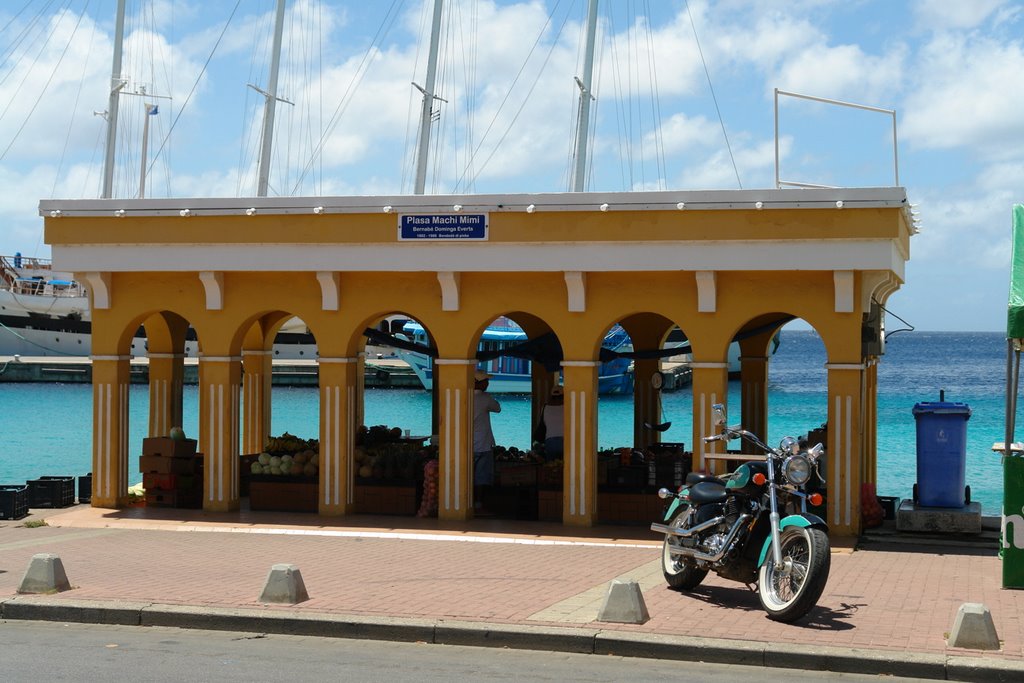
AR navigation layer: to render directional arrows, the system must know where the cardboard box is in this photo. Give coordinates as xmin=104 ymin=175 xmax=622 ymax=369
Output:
xmin=139 ymin=454 xmax=200 ymax=475
xmin=497 ymin=462 xmax=537 ymax=486
xmin=249 ymin=480 xmax=318 ymax=513
xmin=142 ymin=472 xmax=198 ymax=491
xmin=145 ymin=488 xmax=202 ymax=509
xmin=142 ymin=437 xmax=197 ymax=458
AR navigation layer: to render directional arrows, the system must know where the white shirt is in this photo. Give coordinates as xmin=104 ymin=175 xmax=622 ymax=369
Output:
xmin=473 ymin=389 xmax=501 ymax=452
xmin=542 ymin=403 xmax=564 ymax=439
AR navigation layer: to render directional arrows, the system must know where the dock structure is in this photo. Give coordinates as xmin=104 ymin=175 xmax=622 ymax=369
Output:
xmin=42 ymin=187 xmax=912 ymax=535
xmin=0 ymin=355 xmax=419 ymax=388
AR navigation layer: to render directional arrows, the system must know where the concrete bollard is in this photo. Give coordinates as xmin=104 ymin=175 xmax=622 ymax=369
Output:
xmin=18 ymin=553 xmax=72 ymax=594
xmin=259 ymin=563 xmax=309 ymax=604
xmin=947 ymin=602 xmax=1000 ymax=650
xmin=597 ymin=579 xmax=649 ymax=624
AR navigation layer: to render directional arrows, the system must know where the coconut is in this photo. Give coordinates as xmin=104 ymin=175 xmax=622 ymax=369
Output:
xmin=303 ymin=463 xmax=316 ymax=477
xmin=251 ymin=462 xmax=263 ymax=474
xmin=258 ymin=452 xmax=271 ymax=465
xmin=169 ymin=426 xmax=186 ymax=441
xmin=358 ymin=465 xmax=373 ymax=478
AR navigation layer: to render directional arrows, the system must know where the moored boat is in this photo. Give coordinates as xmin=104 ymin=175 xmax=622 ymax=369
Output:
xmin=394 ymin=317 xmax=635 ymax=394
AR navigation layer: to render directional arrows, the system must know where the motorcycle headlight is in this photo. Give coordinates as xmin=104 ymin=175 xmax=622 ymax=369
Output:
xmin=782 ymin=454 xmax=812 ymax=485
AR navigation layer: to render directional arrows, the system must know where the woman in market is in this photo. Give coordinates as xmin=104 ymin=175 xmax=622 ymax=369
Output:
xmin=534 ymin=385 xmax=564 ymax=460
xmin=473 ymin=370 xmax=501 ymax=515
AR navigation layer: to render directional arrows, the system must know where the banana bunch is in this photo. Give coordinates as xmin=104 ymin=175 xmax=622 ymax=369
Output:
xmin=265 ymin=431 xmax=315 ymax=455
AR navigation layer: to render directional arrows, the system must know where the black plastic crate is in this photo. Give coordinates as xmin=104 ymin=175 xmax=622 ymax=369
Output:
xmin=1 ymin=484 xmax=29 ymax=520
xmin=78 ymin=473 xmax=93 ymax=504
xmin=27 ymin=476 xmax=76 ymax=508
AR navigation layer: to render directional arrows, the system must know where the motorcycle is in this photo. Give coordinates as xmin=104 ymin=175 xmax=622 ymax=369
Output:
xmin=650 ymin=403 xmax=830 ymax=622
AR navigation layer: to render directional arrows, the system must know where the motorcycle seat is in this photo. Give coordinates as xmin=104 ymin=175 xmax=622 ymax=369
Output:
xmin=685 ymin=472 xmax=725 ymax=487
xmin=689 ymin=481 xmax=728 ymax=504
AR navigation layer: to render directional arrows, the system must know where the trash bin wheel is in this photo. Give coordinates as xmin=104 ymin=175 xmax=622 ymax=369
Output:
xmin=965 ymin=485 xmax=971 ymax=505
xmin=912 ymin=483 xmax=918 ymax=504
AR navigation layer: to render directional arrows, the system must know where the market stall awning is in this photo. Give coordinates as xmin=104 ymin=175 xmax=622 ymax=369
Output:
xmin=1010 ymin=205 xmax=1024 ymax=339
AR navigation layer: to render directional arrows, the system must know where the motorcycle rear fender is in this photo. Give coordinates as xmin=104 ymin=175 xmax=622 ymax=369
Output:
xmin=663 ymin=491 xmax=689 ymax=521
xmin=756 ymin=513 xmax=828 ymax=567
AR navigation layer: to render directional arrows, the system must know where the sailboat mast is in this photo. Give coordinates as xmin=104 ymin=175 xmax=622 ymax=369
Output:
xmin=101 ymin=0 xmax=127 ymax=199
xmin=571 ymin=0 xmax=599 ymax=192
xmin=257 ymin=0 xmax=287 ymax=197
xmin=413 ymin=0 xmax=444 ymax=195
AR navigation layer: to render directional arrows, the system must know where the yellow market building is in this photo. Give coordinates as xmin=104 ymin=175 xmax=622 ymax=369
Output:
xmin=42 ymin=187 xmax=912 ymax=536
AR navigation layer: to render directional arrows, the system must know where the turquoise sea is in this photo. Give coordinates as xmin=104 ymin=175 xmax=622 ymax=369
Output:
xmin=0 ymin=330 xmax=1016 ymax=514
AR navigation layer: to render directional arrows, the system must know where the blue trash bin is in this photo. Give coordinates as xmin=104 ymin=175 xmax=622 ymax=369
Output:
xmin=912 ymin=401 xmax=971 ymax=508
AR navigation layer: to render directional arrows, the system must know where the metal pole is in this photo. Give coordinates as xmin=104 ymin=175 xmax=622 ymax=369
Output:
xmin=1008 ymin=340 xmax=1019 ymax=457
xmin=257 ymin=0 xmax=287 ymax=197
xmin=101 ymin=0 xmax=126 ymax=199
xmin=413 ymin=0 xmax=444 ymax=195
xmin=139 ymin=104 xmax=154 ymax=198
xmin=891 ymin=110 xmax=900 ymax=186
xmin=774 ymin=88 xmax=780 ymax=189
xmin=571 ymin=0 xmax=599 ymax=193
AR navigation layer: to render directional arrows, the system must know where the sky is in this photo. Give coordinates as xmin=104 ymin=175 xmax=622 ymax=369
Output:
xmin=1 ymin=0 xmax=1022 ymax=332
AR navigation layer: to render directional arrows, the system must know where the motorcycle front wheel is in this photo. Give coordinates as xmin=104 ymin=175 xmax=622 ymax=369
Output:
xmin=661 ymin=508 xmax=709 ymax=591
xmin=758 ymin=526 xmax=830 ymax=623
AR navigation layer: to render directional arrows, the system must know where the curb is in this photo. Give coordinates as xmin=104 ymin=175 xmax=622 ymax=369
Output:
xmin=2 ymin=596 xmax=1021 ymax=681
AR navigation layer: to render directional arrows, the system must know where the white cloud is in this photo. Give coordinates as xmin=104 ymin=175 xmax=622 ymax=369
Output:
xmin=772 ymin=42 xmax=906 ymax=104
xmin=911 ymin=0 xmax=1010 ymax=31
xmin=902 ymin=33 xmax=1024 ymax=159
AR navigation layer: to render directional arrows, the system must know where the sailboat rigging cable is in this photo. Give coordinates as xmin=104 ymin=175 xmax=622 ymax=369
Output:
xmin=453 ymin=0 xmax=571 ymax=193
xmin=291 ymin=0 xmax=406 ymax=196
xmin=684 ymin=0 xmax=740 ymax=188
xmin=142 ymin=0 xmax=243 ymax=193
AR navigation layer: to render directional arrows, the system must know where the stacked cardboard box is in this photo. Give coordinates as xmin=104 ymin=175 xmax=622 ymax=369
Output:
xmin=139 ymin=437 xmax=203 ymax=508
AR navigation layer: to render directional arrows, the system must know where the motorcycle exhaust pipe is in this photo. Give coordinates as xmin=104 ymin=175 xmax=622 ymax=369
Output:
xmin=650 ymin=515 xmax=725 ymax=538
xmin=661 ymin=514 xmax=752 ymax=563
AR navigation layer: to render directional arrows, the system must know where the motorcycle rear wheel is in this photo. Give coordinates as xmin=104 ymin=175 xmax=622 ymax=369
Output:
xmin=758 ymin=526 xmax=830 ymax=623
xmin=662 ymin=508 xmax=709 ymax=591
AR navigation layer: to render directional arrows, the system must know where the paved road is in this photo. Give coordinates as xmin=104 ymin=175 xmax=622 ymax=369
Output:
xmin=2 ymin=620 xmax=935 ymax=683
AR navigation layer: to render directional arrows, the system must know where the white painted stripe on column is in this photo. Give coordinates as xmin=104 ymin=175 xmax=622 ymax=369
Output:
xmin=244 ymin=378 xmax=251 ymax=452
xmin=347 ymin=385 xmax=355 ymax=504
xmin=845 ymin=394 xmax=852 ymax=526
xmin=96 ymin=384 xmax=105 ymax=498
xmin=832 ymin=395 xmax=841 ymax=526
xmin=120 ymin=382 xmax=128 ymax=497
xmin=698 ymin=393 xmax=706 ymax=471
xmin=579 ymin=390 xmax=587 ymax=517
xmin=333 ymin=386 xmax=340 ymax=506
xmin=444 ymin=388 xmax=452 ymax=511
xmin=230 ymin=383 xmax=237 ymax=500
xmin=207 ymin=384 xmax=215 ymax=502
xmin=569 ymin=391 xmax=577 ymax=515
xmin=217 ymin=384 xmax=225 ymax=502
xmin=324 ymin=386 xmax=332 ymax=506
xmin=455 ymin=388 xmax=462 ymax=511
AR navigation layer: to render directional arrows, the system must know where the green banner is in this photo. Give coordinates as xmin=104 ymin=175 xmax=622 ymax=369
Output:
xmin=1008 ymin=204 xmax=1024 ymax=339
xmin=1003 ymin=455 xmax=1024 ymax=588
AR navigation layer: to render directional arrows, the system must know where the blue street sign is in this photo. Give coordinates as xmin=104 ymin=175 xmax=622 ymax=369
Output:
xmin=398 ymin=213 xmax=489 ymax=240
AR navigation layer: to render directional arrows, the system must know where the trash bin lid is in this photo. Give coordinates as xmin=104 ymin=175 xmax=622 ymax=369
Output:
xmin=912 ymin=401 xmax=972 ymax=418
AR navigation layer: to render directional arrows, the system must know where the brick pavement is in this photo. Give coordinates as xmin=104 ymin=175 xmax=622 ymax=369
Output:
xmin=1 ymin=505 xmax=1022 ymax=672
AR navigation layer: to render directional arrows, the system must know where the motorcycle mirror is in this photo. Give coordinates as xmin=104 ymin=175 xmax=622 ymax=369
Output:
xmin=711 ymin=403 xmax=727 ymax=427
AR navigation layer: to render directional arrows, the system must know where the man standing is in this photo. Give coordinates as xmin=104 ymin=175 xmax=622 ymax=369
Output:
xmin=473 ymin=369 xmax=501 ymax=515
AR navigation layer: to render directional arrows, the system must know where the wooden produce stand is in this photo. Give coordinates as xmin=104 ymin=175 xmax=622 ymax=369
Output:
xmin=244 ymin=433 xmax=320 ymax=513
xmin=353 ymin=425 xmax=431 ymax=516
